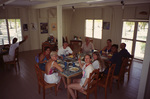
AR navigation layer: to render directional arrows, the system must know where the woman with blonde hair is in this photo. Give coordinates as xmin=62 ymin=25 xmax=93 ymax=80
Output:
xmin=44 ymin=51 xmax=67 ymax=90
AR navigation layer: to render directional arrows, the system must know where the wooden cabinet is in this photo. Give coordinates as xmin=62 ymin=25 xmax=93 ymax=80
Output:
xmin=42 ymin=42 xmax=57 ymax=52
xmin=70 ymin=40 xmax=82 ymax=53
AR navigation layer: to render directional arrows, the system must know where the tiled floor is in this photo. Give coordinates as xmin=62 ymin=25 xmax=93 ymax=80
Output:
xmin=0 ymin=50 xmax=142 ymax=99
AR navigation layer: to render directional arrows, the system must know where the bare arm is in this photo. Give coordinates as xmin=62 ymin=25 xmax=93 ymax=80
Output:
xmin=78 ymin=58 xmax=83 ymax=69
xmin=45 ymin=62 xmax=51 ymax=75
xmin=39 ymin=54 xmax=47 ymax=64
xmin=19 ymin=35 xmax=28 ymax=45
xmin=101 ymin=46 xmax=107 ymax=51
xmin=80 ymin=78 xmax=89 ymax=91
xmin=53 ymin=62 xmax=63 ymax=72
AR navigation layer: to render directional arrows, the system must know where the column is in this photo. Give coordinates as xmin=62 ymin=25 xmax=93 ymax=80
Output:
xmin=57 ymin=5 xmax=63 ymax=48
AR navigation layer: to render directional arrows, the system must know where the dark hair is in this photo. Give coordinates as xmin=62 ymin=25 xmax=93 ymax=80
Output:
xmin=107 ymin=39 xmax=112 ymax=42
xmin=44 ymin=47 xmax=50 ymax=51
xmin=63 ymin=41 xmax=68 ymax=44
xmin=12 ymin=38 xmax=18 ymax=44
xmin=93 ymin=52 xmax=104 ymax=69
xmin=112 ymin=44 xmax=118 ymax=49
xmin=122 ymin=43 xmax=126 ymax=47
xmin=84 ymin=54 xmax=92 ymax=59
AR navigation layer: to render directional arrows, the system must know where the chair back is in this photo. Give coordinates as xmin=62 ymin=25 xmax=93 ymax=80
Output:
xmin=106 ymin=64 xmax=116 ymax=86
xmin=13 ymin=47 xmax=19 ymax=62
xmin=86 ymin=69 xmax=99 ymax=92
xmin=65 ymin=36 xmax=68 ymax=43
xmin=35 ymin=52 xmax=42 ymax=63
xmin=42 ymin=42 xmax=51 ymax=52
xmin=118 ymin=58 xmax=128 ymax=78
xmin=35 ymin=64 xmax=45 ymax=86
xmin=127 ymin=55 xmax=133 ymax=68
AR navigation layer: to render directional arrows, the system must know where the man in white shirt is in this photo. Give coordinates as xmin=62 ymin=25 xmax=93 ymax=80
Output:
xmin=58 ymin=41 xmax=73 ymax=58
xmin=1 ymin=36 xmax=28 ymax=64
xmin=81 ymin=37 xmax=94 ymax=53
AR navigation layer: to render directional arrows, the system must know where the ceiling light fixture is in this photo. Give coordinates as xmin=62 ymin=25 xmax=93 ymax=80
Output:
xmin=72 ymin=6 xmax=75 ymax=12
xmin=2 ymin=4 xmax=5 ymax=9
xmin=121 ymin=0 xmax=125 ymax=9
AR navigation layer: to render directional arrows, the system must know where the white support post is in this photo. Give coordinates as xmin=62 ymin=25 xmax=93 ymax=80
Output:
xmin=137 ymin=16 xmax=150 ymax=99
xmin=57 ymin=5 xmax=63 ymax=49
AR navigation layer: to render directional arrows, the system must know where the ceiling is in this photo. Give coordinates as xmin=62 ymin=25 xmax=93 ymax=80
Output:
xmin=0 ymin=0 xmax=150 ymax=9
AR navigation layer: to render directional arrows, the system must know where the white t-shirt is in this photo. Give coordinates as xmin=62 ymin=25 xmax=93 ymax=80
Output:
xmin=3 ymin=43 xmax=19 ymax=62
xmin=58 ymin=46 xmax=73 ymax=56
xmin=81 ymin=42 xmax=94 ymax=53
xmin=80 ymin=64 xmax=94 ymax=89
xmin=92 ymin=60 xmax=105 ymax=72
xmin=92 ymin=60 xmax=100 ymax=69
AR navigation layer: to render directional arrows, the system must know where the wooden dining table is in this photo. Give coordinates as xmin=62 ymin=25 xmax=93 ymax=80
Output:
xmin=57 ymin=57 xmax=82 ymax=99
xmin=57 ymin=53 xmax=110 ymax=99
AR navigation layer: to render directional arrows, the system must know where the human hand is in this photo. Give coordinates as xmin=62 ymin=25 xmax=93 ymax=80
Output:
xmin=80 ymin=87 xmax=85 ymax=92
xmin=78 ymin=58 xmax=81 ymax=63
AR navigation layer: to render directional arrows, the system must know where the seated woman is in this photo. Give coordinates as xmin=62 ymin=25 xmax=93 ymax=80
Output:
xmin=39 ymin=47 xmax=51 ymax=71
xmin=100 ymin=39 xmax=112 ymax=55
xmin=68 ymin=54 xmax=94 ymax=99
xmin=92 ymin=52 xmax=105 ymax=72
xmin=44 ymin=51 xmax=67 ymax=90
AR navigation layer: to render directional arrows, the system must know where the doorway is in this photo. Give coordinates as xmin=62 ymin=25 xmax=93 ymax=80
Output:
xmin=121 ymin=21 xmax=149 ymax=60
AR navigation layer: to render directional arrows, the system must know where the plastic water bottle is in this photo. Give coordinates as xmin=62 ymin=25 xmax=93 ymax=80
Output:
xmin=106 ymin=50 xmax=108 ymax=55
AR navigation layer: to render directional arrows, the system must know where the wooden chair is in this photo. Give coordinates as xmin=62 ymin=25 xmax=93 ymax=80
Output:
xmin=65 ymin=36 xmax=68 ymax=43
xmin=35 ymin=64 xmax=57 ymax=99
xmin=42 ymin=42 xmax=51 ymax=52
xmin=125 ymin=55 xmax=134 ymax=81
xmin=98 ymin=64 xmax=116 ymax=99
xmin=5 ymin=47 xmax=20 ymax=73
xmin=112 ymin=58 xmax=128 ymax=89
xmin=77 ymin=69 xmax=99 ymax=99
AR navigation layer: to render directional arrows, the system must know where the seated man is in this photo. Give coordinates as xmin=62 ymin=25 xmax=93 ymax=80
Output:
xmin=58 ymin=41 xmax=73 ymax=58
xmin=0 ymin=36 xmax=28 ymax=67
xmin=119 ymin=43 xmax=131 ymax=58
xmin=81 ymin=37 xmax=94 ymax=53
xmin=3 ymin=36 xmax=28 ymax=62
xmin=47 ymin=33 xmax=56 ymax=43
xmin=104 ymin=44 xmax=122 ymax=75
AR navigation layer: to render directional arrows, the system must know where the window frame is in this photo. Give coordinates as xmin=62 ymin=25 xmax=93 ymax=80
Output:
xmin=0 ymin=18 xmax=22 ymax=45
xmin=85 ymin=19 xmax=103 ymax=39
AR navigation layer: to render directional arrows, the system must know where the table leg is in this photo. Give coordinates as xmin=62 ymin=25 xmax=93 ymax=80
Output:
xmin=67 ymin=78 xmax=71 ymax=99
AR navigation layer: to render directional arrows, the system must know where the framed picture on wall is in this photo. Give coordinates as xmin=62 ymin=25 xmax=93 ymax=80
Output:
xmin=40 ymin=23 xmax=48 ymax=34
xmin=103 ymin=22 xmax=110 ymax=30
xmin=51 ymin=23 xmax=57 ymax=31
xmin=23 ymin=24 xmax=28 ymax=31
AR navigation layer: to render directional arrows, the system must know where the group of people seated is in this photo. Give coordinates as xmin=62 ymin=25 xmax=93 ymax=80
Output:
xmin=37 ymin=37 xmax=131 ymax=99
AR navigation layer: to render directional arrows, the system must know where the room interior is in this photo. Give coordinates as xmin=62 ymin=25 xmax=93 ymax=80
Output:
xmin=0 ymin=0 xmax=150 ymax=99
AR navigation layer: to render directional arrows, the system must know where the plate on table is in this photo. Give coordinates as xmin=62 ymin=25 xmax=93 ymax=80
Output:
xmin=75 ymin=61 xmax=85 ymax=66
xmin=57 ymin=59 xmax=62 ymax=63
xmin=69 ymin=67 xmax=79 ymax=72
xmin=58 ymin=64 xmax=65 ymax=68
xmin=108 ymin=54 xmax=112 ymax=57
xmin=68 ymin=55 xmax=73 ymax=58
xmin=101 ymin=56 xmax=108 ymax=60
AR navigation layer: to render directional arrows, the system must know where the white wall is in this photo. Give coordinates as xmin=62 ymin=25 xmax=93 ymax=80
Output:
xmin=0 ymin=4 xmax=149 ymax=52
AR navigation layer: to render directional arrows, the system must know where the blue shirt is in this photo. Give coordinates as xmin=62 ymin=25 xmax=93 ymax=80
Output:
xmin=119 ymin=49 xmax=131 ymax=58
xmin=104 ymin=52 xmax=122 ymax=75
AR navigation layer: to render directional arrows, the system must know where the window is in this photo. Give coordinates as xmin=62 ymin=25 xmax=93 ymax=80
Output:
xmin=121 ymin=21 xmax=149 ymax=60
xmin=0 ymin=19 xmax=22 ymax=45
xmin=85 ymin=19 xmax=102 ymax=39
